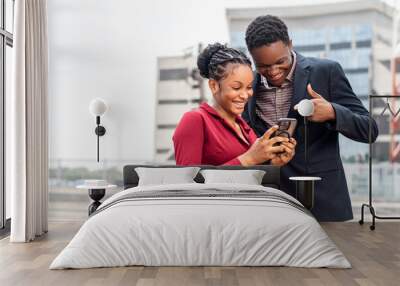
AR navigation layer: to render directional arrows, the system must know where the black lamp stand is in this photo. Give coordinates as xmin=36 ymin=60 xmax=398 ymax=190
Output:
xmin=95 ymin=115 xmax=106 ymax=162
xmin=304 ymin=117 xmax=308 ymax=174
xmin=291 ymin=117 xmax=320 ymax=210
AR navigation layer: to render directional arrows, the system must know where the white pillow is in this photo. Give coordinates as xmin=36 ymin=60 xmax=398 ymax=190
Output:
xmin=200 ymin=169 xmax=266 ymax=185
xmin=135 ymin=167 xmax=200 ymax=186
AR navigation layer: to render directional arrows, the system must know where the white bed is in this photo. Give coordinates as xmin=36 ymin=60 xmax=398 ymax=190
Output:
xmin=50 ymin=183 xmax=351 ymax=269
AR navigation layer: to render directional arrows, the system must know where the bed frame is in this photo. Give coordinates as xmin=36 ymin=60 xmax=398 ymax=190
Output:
xmin=123 ymin=165 xmax=281 ymax=190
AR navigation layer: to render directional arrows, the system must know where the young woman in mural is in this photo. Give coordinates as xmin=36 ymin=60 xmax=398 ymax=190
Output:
xmin=173 ymin=43 xmax=296 ymax=166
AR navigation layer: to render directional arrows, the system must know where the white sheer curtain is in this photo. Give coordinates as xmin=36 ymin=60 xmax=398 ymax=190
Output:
xmin=9 ymin=0 xmax=48 ymax=242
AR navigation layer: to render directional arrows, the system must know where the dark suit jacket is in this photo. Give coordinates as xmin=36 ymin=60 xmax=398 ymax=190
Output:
xmin=242 ymin=52 xmax=379 ymax=221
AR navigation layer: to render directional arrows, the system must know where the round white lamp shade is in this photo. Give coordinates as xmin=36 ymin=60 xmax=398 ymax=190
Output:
xmin=297 ymin=99 xmax=314 ymax=117
xmin=89 ymin=98 xmax=108 ymax=117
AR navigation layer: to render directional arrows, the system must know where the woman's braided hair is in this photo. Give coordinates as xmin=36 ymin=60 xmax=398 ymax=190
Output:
xmin=197 ymin=43 xmax=252 ymax=81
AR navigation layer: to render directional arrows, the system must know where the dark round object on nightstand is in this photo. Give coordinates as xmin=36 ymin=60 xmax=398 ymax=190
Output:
xmin=88 ymin=189 xmax=106 ymax=215
xmin=88 ymin=188 xmax=105 ymax=201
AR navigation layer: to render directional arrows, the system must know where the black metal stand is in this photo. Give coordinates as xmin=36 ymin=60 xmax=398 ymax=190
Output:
xmin=295 ymin=180 xmax=315 ymax=210
xmin=290 ymin=117 xmax=320 ymax=211
xmin=304 ymin=117 xmax=308 ymax=175
xmin=359 ymin=95 xmax=400 ymax=230
xmin=88 ymin=188 xmax=105 ymax=216
xmin=94 ymin=115 xmax=106 ymax=162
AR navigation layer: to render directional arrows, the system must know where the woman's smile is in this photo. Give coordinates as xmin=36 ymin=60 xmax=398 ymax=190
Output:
xmin=232 ymin=100 xmax=246 ymax=110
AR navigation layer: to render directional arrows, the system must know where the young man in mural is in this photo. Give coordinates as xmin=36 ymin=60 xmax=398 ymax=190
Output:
xmin=242 ymin=15 xmax=379 ymax=221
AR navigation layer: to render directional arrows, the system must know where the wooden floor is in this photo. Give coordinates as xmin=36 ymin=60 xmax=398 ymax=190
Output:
xmin=0 ymin=221 xmax=399 ymax=286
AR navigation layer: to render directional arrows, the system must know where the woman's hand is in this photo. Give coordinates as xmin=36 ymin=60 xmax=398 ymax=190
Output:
xmin=238 ymin=126 xmax=290 ymax=166
xmin=270 ymin=137 xmax=297 ymax=166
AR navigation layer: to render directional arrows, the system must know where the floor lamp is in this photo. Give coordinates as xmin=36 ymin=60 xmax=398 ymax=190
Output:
xmin=290 ymin=99 xmax=321 ymax=210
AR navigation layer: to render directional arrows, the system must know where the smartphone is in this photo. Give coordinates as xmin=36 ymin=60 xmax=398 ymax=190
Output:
xmin=271 ymin=118 xmax=297 ymax=154
xmin=275 ymin=118 xmax=297 ymax=139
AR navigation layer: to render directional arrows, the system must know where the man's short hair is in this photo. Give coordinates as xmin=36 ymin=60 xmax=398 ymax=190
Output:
xmin=245 ymin=15 xmax=290 ymax=51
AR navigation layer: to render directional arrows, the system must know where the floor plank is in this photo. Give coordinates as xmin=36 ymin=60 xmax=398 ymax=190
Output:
xmin=0 ymin=221 xmax=399 ymax=286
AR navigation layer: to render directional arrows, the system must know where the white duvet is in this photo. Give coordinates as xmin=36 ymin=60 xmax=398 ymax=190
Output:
xmin=50 ymin=183 xmax=351 ymax=269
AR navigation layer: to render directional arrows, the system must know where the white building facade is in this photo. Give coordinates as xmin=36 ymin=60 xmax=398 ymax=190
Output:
xmin=155 ymin=49 xmax=211 ymax=163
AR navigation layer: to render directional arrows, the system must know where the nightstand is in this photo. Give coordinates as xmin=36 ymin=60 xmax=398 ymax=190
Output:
xmin=76 ymin=181 xmax=116 ymax=215
xmin=289 ymin=176 xmax=321 ymax=210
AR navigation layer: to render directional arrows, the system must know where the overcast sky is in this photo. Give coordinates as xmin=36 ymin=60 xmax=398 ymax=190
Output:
xmin=47 ymin=0 xmax=395 ymax=165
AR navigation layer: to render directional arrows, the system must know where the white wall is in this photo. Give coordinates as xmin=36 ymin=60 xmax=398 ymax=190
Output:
xmin=47 ymin=0 xmax=229 ymax=163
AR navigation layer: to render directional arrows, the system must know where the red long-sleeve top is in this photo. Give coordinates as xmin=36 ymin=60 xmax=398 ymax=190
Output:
xmin=173 ymin=103 xmax=258 ymax=166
